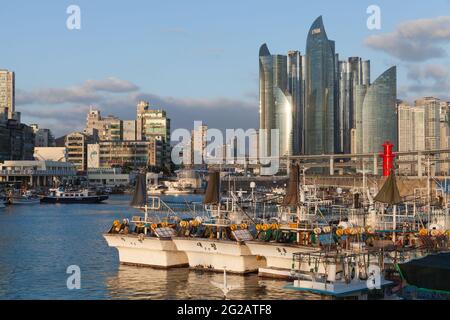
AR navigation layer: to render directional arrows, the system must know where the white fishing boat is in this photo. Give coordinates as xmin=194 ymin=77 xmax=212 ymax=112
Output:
xmin=285 ymin=251 xmax=393 ymax=299
xmin=171 ymin=172 xmax=265 ymax=274
xmin=104 ymin=174 xmax=188 ymax=268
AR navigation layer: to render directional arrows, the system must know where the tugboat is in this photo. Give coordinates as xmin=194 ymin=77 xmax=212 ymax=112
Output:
xmin=41 ymin=188 xmax=109 ymax=204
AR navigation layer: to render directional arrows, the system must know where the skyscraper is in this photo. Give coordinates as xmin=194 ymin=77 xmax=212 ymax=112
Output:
xmin=360 ymin=66 xmax=397 ymax=154
xmin=287 ymin=51 xmax=304 ymax=155
xmin=259 ymin=44 xmax=294 ymax=157
xmin=305 ymin=16 xmax=336 ymax=155
xmin=338 ymin=57 xmax=370 ymax=154
xmin=0 ymin=70 xmax=16 ymax=121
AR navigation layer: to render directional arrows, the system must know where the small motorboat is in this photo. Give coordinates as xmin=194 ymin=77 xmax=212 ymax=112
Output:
xmin=41 ymin=188 xmax=109 ymax=204
xmin=7 ymin=190 xmax=40 ymax=205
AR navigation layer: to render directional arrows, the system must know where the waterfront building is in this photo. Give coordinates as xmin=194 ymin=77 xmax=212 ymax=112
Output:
xmin=0 ymin=160 xmax=76 ymax=187
xmin=0 ymin=119 xmax=35 ymax=161
xmin=65 ymin=132 xmax=95 ymax=172
xmin=86 ymin=167 xmax=130 ymax=187
xmin=0 ymin=69 xmax=17 ymax=120
xmin=304 ymin=16 xmax=337 ymax=155
xmin=34 ymin=147 xmax=67 ymax=162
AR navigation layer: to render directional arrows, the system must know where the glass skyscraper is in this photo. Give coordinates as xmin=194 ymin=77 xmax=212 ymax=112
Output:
xmin=338 ymin=57 xmax=370 ymax=154
xmin=259 ymin=44 xmax=294 ymax=156
xmin=361 ymin=66 xmax=397 ymax=153
xmin=305 ymin=16 xmax=336 ymax=155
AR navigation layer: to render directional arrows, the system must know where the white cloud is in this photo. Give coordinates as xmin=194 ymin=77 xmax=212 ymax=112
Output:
xmin=365 ymin=16 xmax=450 ymax=62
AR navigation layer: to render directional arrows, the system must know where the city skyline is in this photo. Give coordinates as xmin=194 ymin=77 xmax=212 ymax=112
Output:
xmin=1 ymin=1 xmax=450 ymax=137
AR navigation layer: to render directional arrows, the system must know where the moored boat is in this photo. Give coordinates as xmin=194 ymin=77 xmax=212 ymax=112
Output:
xmin=104 ymin=174 xmax=188 ymax=269
xmin=41 ymin=188 xmax=108 ymax=204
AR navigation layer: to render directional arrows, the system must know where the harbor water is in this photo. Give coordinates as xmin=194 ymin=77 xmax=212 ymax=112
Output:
xmin=0 ymin=194 xmax=321 ymax=300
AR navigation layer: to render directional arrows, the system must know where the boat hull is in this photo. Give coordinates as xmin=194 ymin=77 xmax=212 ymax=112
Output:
xmin=41 ymin=195 xmax=109 ymax=204
xmin=9 ymin=198 xmax=40 ymax=205
xmin=172 ymin=238 xmax=265 ymax=274
xmin=245 ymin=241 xmax=321 ymax=279
xmin=103 ymin=234 xmax=188 ymax=268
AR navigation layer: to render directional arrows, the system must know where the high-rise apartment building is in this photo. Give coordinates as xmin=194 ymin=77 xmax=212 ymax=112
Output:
xmin=338 ymin=57 xmax=370 ymax=154
xmin=305 ymin=16 xmax=337 ymax=155
xmin=354 ymin=67 xmax=397 ymax=154
xmin=259 ymin=44 xmax=294 ymax=157
xmin=136 ymin=101 xmax=171 ymax=170
xmin=0 ymin=70 xmax=16 ymax=120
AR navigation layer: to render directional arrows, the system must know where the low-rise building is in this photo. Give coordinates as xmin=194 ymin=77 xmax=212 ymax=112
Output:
xmin=0 ymin=160 xmax=77 ymax=187
xmin=87 ymin=167 xmax=130 ymax=187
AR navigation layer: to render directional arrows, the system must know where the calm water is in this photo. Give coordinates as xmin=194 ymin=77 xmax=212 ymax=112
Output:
xmin=0 ymin=194 xmax=319 ymax=300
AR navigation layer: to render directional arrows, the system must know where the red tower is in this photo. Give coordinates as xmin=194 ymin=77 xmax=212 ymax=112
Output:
xmin=379 ymin=141 xmax=396 ymax=177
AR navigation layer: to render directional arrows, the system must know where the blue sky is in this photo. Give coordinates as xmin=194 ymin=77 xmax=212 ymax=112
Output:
xmin=1 ymin=0 xmax=450 ymax=136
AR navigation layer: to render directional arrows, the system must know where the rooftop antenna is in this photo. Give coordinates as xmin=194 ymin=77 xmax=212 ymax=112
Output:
xmin=210 ymin=267 xmax=240 ymax=299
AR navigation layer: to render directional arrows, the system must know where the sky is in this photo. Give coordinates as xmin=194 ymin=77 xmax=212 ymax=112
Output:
xmin=1 ymin=0 xmax=450 ymax=137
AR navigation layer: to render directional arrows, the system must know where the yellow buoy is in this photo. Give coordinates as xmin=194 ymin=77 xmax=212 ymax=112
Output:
xmin=271 ymin=223 xmax=279 ymax=230
xmin=313 ymin=228 xmax=322 ymax=235
xmin=151 ymin=223 xmax=158 ymax=230
xmin=344 ymin=228 xmax=352 ymax=235
xmin=419 ymin=229 xmax=428 ymax=236
xmin=240 ymin=223 xmax=248 ymax=230
xmin=256 ymin=224 xmax=262 ymax=231
xmin=230 ymin=224 xmax=237 ymax=231
xmin=262 ymin=224 xmax=269 ymax=232
xmin=336 ymin=229 xmax=344 ymax=237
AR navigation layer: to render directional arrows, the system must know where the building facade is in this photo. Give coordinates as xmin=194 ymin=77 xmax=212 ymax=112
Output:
xmin=65 ymin=132 xmax=94 ymax=171
xmin=338 ymin=57 xmax=370 ymax=154
xmin=0 ymin=69 xmax=16 ymax=120
xmin=259 ymin=44 xmax=294 ymax=157
xmin=31 ymin=124 xmax=56 ymax=147
xmin=305 ymin=16 xmax=337 ymax=155
xmin=356 ymin=66 xmax=397 ymax=154
xmin=88 ymin=139 xmax=163 ymax=170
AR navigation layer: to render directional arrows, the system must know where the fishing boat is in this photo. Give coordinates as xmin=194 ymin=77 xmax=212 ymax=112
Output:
xmin=104 ymin=174 xmax=189 ymax=268
xmin=285 ymin=250 xmax=393 ymax=299
xmin=397 ymin=252 xmax=450 ymax=295
xmin=41 ymin=188 xmax=109 ymax=204
xmin=246 ymin=164 xmax=341 ymax=279
xmin=171 ymin=171 xmax=265 ymax=274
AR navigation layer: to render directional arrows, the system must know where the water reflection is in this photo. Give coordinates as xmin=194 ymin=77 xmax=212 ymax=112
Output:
xmin=106 ymin=265 xmax=322 ymax=300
